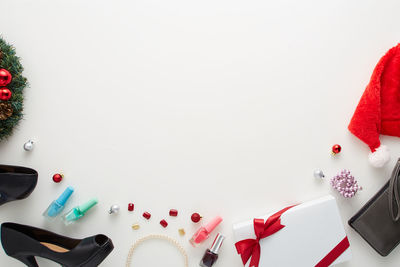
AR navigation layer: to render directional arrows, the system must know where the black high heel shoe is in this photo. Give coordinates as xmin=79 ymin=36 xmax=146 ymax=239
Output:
xmin=0 ymin=165 xmax=38 ymax=206
xmin=1 ymin=223 xmax=114 ymax=267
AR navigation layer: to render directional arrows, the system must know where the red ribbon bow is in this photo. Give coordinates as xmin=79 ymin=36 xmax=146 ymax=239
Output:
xmin=235 ymin=205 xmax=295 ymax=267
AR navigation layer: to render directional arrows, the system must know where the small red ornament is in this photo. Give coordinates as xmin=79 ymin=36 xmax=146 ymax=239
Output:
xmin=160 ymin=219 xmax=168 ymax=228
xmin=332 ymin=144 xmax=342 ymax=155
xmin=0 ymin=69 xmax=12 ymax=87
xmin=143 ymin=212 xmax=151 ymax=220
xmin=191 ymin=212 xmax=202 ymax=223
xmin=169 ymin=209 xmax=178 ymax=217
xmin=0 ymin=88 xmax=12 ymax=101
xmin=128 ymin=203 xmax=134 ymax=211
xmin=52 ymin=173 xmax=63 ymax=183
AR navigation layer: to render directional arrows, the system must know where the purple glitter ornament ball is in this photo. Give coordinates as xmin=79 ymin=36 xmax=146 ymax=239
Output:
xmin=330 ymin=169 xmax=361 ymax=198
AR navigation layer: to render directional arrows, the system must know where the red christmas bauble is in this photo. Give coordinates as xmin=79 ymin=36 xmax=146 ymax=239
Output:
xmin=0 ymin=88 xmax=12 ymax=101
xmin=332 ymin=144 xmax=342 ymax=155
xmin=0 ymin=69 xmax=12 ymax=87
xmin=191 ymin=213 xmax=202 ymax=223
xmin=52 ymin=173 xmax=63 ymax=183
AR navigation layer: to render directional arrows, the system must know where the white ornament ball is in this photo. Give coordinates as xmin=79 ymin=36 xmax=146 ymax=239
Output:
xmin=23 ymin=140 xmax=34 ymax=151
xmin=109 ymin=204 xmax=120 ymax=214
xmin=369 ymin=145 xmax=390 ymax=168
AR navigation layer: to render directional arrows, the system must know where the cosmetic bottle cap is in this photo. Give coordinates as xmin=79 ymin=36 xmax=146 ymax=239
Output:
xmin=56 ymin=186 xmax=74 ymax=206
xmin=79 ymin=198 xmax=98 ymax=214
xmin=205 ymin=216 xmax=223 ymax=233
xmin=210 ymin=233 xmax=225 ymax=254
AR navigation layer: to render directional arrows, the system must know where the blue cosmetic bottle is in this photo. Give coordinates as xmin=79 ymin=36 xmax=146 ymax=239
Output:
xmin=43 ymin=186 xmax=74 ymax=219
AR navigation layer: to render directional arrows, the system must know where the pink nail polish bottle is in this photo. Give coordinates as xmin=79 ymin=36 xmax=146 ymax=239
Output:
xmin=189 ymin=216 xmax=222 ymax=247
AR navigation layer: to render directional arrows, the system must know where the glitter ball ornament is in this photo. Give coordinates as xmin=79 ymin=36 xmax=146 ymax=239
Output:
xmin=109 ymin=204 xmax=120 ymax=214
xmin=0 ymin=69 xmax=12 ymax=87
xmin=191 ymin=213 xmax=202 ymax=223
xmin=143 ymin=212 xmax=151 ymax=220
xmin=332 ymin=144 xmax=342 ymax=155
xmin=131 ymin=224 xmax=140 ymax=230
xmin=330 ymin=169 xmax=362 ymax=198
xmin=169 ymin=209 xmax=178 ymax=217
xmin=128 ymin=203 xmax=134 ymax=211
xmin=0 ymin=88 xmax=12 ymax=101
xmin=178 ymin=228 xmax=185 ymax=236
xmin=0 ymin=102 xmax=12 ymax=120
xmin=23 ymin=140 xmax=34 ymax=151
xmin=313 ymin=169 xmax=325 ymax=179
xmin=160 ymin=219 xmax=168 ymax=228
xmin=52 ymin=173 xmax=63 ymax=183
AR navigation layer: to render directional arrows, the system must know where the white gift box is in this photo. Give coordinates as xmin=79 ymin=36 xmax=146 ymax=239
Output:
xmin=233 ymin=195 xmax=352 ymax=267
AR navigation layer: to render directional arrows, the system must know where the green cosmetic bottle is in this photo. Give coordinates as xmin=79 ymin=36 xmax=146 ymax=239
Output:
xmin=62 ymin=198 xmax=98 ymax=225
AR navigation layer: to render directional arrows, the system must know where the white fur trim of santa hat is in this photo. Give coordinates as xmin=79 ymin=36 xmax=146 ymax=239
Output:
xmin=368 ymin=145 xmax=390 ymax=168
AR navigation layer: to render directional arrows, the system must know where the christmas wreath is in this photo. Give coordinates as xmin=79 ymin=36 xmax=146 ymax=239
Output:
xmin=0 ymin=37 xmax=27 ymax=140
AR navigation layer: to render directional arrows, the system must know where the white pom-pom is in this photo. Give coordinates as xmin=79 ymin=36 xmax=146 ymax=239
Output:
xmin=368 ymin=145 xmax=390 ymax=168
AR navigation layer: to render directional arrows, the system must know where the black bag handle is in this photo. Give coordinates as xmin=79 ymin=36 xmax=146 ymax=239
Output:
xmin=389 ymin=159 xmax=400 ymax=221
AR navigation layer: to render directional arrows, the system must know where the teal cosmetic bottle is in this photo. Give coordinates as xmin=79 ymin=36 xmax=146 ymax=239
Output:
xmin=62 ymin=198 xmax=98 ymax=225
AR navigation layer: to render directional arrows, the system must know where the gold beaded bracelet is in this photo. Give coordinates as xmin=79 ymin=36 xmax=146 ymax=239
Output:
xmin=126 ymin=234 xmax=189 ymax=267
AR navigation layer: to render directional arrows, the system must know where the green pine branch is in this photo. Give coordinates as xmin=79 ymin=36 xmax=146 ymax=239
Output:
xmin=0 ymin=37 xmax=27 ymax=141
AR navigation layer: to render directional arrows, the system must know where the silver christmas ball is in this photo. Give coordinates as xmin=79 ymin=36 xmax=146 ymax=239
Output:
xmin=313 ymin=169 xmax=325 ymax=179
xmin=23 ymin=140 xmax=34 ymax=151
xmin=109 ymin=204 xmax=120 ymax=214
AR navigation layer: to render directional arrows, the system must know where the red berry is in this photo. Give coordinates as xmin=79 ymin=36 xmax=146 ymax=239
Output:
xmin=191 ymin=213 xmax=202 ymax=223
xmin=143 ymin=212 xmax=151 ymax=220
xmin=169 ymin=209 xmax=178 ymax=217
xmin=128 ymin=203 xmax=134 ymax=211
xmin=332 ymin=144 xmax=342 ymax=155
xmin=160 ymin=219 xmax=168 ymax=228
xmin=52 ymin=173 xmax=63 ymax=183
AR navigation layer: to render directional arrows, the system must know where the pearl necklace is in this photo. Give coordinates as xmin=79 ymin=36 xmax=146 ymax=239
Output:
xmin=126 ymin=234 xmax=189 ymax=267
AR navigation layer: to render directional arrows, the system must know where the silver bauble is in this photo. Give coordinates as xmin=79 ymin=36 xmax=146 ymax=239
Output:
xmin=313 ymin=169 xmax=325 ymax=179
xmin=109 ymin=204 xmax=120 ymax=214
xmin=23 ymin=140 xmax=34 ymax=151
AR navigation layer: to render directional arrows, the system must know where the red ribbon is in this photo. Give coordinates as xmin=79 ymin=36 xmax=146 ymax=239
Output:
xmin=315 ymin=237 xmax=350 ymax=267
xmin=235 ymin=205 xmax=295 ymax=267
xmin=235 ymin=205 xmax=350 ymax=267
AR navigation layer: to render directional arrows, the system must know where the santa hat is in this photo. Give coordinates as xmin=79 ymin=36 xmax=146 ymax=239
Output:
xmin=349 ymin=44 xmax=400 ymax=168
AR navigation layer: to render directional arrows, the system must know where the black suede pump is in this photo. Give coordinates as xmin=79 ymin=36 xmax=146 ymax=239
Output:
xmin=1 ymin=223 xmax=114 ymax=266
xmin=0 ymin=165 xmax=38 ymax=206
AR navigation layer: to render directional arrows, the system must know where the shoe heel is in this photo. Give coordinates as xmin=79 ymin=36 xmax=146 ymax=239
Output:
xmin=1 ymin=224 xmax=42 ymax=265
xmin=12 ymin=255 xmax=38 ymax=267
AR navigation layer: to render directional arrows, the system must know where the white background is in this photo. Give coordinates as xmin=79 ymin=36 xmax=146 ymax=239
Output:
xmin=0 ymin=0 xmax=399 ymax=266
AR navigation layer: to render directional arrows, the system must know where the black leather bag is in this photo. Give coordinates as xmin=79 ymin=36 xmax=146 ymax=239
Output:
xmin=349 ymin=159 xmax=400 ymax=256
